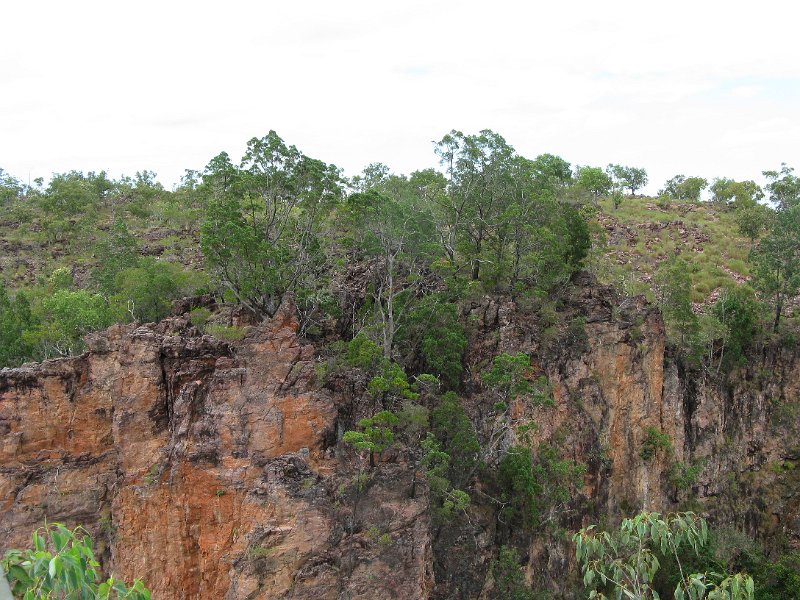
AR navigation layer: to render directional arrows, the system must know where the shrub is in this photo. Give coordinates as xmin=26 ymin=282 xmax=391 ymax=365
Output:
xmin=641 ymin=427 xmax=672 ymax=461
xmin=204 ymin=324 xmax=246 ymax=341
xmin=489 ymin=546 xmax=534 ymax=600
xmin=430 ymin=392 xmax=480 ymax=487
xmin=114 ymin=258 xmax=190 ymax=323
xmin=189 ymin=307 xmax=212 ymax=328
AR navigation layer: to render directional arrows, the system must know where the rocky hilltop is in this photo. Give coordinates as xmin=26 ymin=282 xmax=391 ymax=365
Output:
xmin=1 ymin=274 xmax=798 ymax=599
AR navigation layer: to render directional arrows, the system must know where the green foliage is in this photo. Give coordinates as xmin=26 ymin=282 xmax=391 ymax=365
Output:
xmin=497 ymin=446 xmax=539 ymax=527
xmin=489 ymin=546 xmax=535 ymax=600
xmin=39 ymin=171 xmax=98 ymax=217
xmin=201 ymin=193 xmax=293 ymax=318
xmin=421 ymin=433 xmax=471 ymax=522
xmin=654 ymin=256 xmax=699 ymax=351
xmin=430 ymin=392 xmax=480 ymax=488
xmin=497 ymin=443 xmax=586 ymax=530
xmin=92 ymin=217 xmax=139 ymax=295
xmin=482 ymin=352 xmax=536 ymax=405
xmin=48 ymin=268 xmax=75 ymax=291
xmin=395 ymin=400 xmax=429 ymax=446
xmin=433 ymin=129 xmax=586 ymax=291
xmin=641 ymin=427 xmax=672 ymax=461
xmin=763 ymin=164 xmax=800 ymax=210
xmin=204 ymin=324 xmax=246 ymax=341
xmin=668 ymin=460 xmax=704 ymax=491
xmin=188 ymin=307 xmax=212 ymax=328
xmin=564 ymin=204 xmax=592 ymax=272
xmin=710 ymin=178 xmax=763 ymax=207
xmin=750 ymin=204 xmax=800 ymax=331
xmin=434 ymin=129 xmax=517 ymax=281
xmin=342 ymin=333 xmax=419 ymax=405
xmin=607 ymin=165 xmax=649 ymax=196
xmin=403 ymin=294 xmax=467 ymax=388
xmin=735 ymin=202 xmax=771 ymax=246
xmin=344 ymin=334 xmax=384 ymax=371
xmin=343 ymin=181 xmax=438 ymax=358
xmin=752 ymin=551 xmax=800 ymax=600
xmin=0 ymin=284 xmax=37 ymax=367
xmin=710 ymin=285 xmax=760 ymax=370
xmin=611 ymin=189 xmax=625 ymax=210
xmin=1 ymin=523 xmax=151 ymax=599
xmin=200 ymin=131 xmax=341 ymax=319
xmin=574 ymin=511 xmax=754 ymax=600
xmin=343 ymin=411 xmax=400 ymax=465
xmin=31 ymin=290 xmax=116 ymax=358
xmin=367 ymin=361 xmax=418 ymax=403
xmin=576 ymin=166 xmax=613 ymax=201
xmin=0 ymin=168 xmax=23 ymax=203
xmin=114 ymin=258 xmax=189 ymax=323
xmin=690 ymin=528 xmax=800 ymax=600
xmin=661 ymin=175 xmax=709 ymax=201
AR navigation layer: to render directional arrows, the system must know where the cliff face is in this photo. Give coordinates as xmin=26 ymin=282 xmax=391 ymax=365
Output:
xmin=455 ymin=273 xmax=800 ymax=594
xmin=1 ymin=276 xmax=798 ymax=598
xmin=0 ymin=306 xmax=431 ymax=599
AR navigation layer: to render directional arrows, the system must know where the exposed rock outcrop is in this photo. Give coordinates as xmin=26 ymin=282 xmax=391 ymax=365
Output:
xmin=1 ymin=275 xmax=798 ymax=598
xmin=0 ymin=305 xmax=431 ymax=599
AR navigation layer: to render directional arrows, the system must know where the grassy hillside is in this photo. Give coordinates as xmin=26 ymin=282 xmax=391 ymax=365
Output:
xmin=591 ymin=196 xmax=752 ymax=306
xmin=0 ymin=188 xmax=204 ymax=290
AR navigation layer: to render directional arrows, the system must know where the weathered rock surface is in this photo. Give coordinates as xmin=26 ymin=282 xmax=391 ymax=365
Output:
xmin=1 ymin=275 xmax=798 ymax=598
xmin=0 ymin=305 xmax=431 ymax=599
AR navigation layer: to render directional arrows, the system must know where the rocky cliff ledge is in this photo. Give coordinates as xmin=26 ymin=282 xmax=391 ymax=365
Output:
xmin=0 ymin=305 xmax=431 ymax=599
xmin=1 ymin=275 xmax=798 ymax=598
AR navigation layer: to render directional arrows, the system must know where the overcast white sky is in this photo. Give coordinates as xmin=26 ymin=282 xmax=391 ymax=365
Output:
xmin=2 ymin=1 xmax=798 ymax=194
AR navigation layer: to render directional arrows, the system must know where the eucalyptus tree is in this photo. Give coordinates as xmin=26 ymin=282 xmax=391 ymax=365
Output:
xmin=344 ymin=173 xmax=438 ymax=359
xmin=575 ymin=512 xmax=754 ymax=600
xmin=0 ymin=168 xmax=22 ymax=203
xmin=751 ymin=204 xmax=800 ymax=331
xmin=607 ymin=164 xmax=648 ymax=196
xmin=433 ymin=129 xmax=517 ymax=280
xmin=200 ymin=131 xmax=342 ymax=321
xmin=576 ymin=166 xmax=612 ymax=202
xmin=660 ymin=175 xmax=708 ymax=201
xmin=763 ymin=163 xmax=800 ymax=209
xmin=710 ymin=178 xmax=763 ymax=206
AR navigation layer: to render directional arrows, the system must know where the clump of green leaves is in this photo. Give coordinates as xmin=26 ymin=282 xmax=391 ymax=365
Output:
xmin=2 ymin=523 xmax=151 ymax=599
xmin=343 ymin=333 xmax=419 ymax=407
xmin=489 ymin=546 xmax=534 ymax=600
xmin=430 ymin=392 xmax=480 ymax=488
xmin=421 ymin=433 xmax=471 ymax=522
xmin=496 ymin=443 xmax=585 ymax=530
xmin=367 ymin=361 xmax=419 ymax=404
xmin=482 ymin=352 xmax=537 ymax=408
xmin=188 ymin=307 xmax=212 ymax=329
xmin=204 ymin=324 xmax=246 ymax=341
xmin=641 ymin=427 xmax=672 ymax=461
xmin=668 ymin=460 xmax=704 ymax=491
xmin=403 ymin=294 xmax=467 ymax=389
xmin=344 ymin=333 xmax=384 ymax=371
xmin=574 ymin=511 xmax=754 ymax=600
xmin=0 ymin=283 xmax=37 ymax=367
xmin=343 ymin=410 xmax=400 ymax=467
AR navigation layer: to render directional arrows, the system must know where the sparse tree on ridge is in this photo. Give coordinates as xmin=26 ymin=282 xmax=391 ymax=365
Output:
xmin=576 ymin=166 xmax=612 ymax=202
xmin=660 ymin=175 xmax=708 ymax=201
xmin=607 ymin=164 xmax=648 ymax=196
xmin=763 ymin=163 xmax=800 ymax=209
